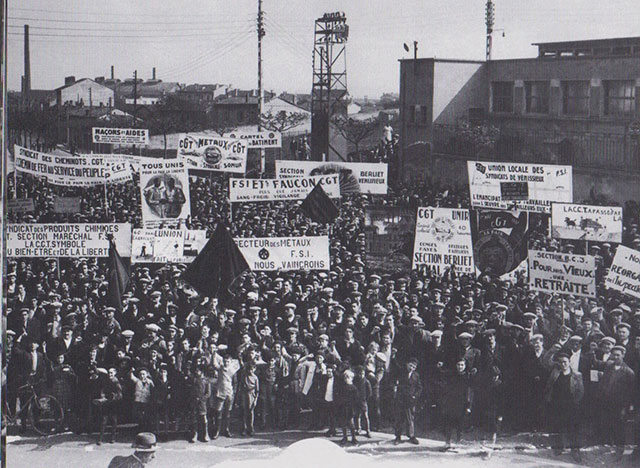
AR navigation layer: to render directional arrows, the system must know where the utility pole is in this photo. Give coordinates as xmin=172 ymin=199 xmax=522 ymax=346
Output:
xmin=257 ymin=0 xmax=266 ymax=174
xmin=133 ymin=70 xmax=138 ymax=127
xmin=485 ymin=0 xmax=495 ymax=61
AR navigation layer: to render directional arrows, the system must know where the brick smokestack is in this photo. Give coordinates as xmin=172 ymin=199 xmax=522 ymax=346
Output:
xmin=111 ymin=65 xmax=114 ymax=80
xmin=152 ymin=67 xmax=156 ymax=80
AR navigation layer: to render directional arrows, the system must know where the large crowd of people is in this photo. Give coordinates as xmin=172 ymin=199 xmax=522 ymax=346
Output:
xmin=3 ymin=155 xmax=640 ymax=463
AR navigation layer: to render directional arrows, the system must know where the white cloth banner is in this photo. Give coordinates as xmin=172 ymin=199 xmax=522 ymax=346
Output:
xmin=236 ymin=236 xmax=330 ymax=271
xmin=140 ymin=160 xmax=191 ymax=227
xmin=412 ymin=207 xmax=475 ymax=274
xmin=275 ymin=160 xmax=388 ymax=194
xmin=226 ymin=130 xmax=282 ymax=148
xmin=92 ymin=127 xmax=149 ymax=145
xmin=467 ymin=161 xmax=572 ymax=213
xmin=605 ymin=245 xmax=640 ymax=299
xmin=551 ymin=203 xmax=623 ymax=243
xmin=528 ymin=250 xmax=596 ymax=298
xmin=131 ymin=229 xmax=207 ymax=264
xmin=6 ymin=223 xmax=131 ymax=257
xmin=229 ymin=174 xmax=340 ymax=202
xmin=178 ymin=134 xmax=247 ymax=173
xmin=14 ymin=145 xmax=132 ymax=186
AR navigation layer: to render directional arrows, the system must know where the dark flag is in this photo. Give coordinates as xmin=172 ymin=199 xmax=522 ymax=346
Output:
xmin=181 ymin=223 xmax=249 ymax=298
xmin=107 ymin=238 xmax=130 ymax=310
xmin=300 ymin=183 xmax=339 ymax=224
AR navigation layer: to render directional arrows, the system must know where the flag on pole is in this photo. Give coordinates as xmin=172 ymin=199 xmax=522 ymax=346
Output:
xmin=107 ymin=237 xmax=130 ymax=310
xmin=300 ymin=183 xmax=339 ymax=224
xmin=181 ymin=223 xmax=249 ymax=298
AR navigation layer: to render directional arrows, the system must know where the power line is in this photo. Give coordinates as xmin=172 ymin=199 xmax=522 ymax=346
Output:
xmin=10 ymin=6 xmax=245 ymax=18
xmin=7 ymin=31 xmax=252 ymax=39
xmin=8 ymin=16 xmax=254 ymax=25
xmin=7 ymin=24 xmax=253 ymax=33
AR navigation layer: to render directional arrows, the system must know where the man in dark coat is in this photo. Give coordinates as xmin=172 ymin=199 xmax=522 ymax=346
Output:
xmin=107 ymin=432 xmax=157 ymax=468
xmin=392 ymin=357 xmax=422 ymax=444
xmin=544 ymin=352 xmax=584 ymax=462
xmin=596 ymin=345 xmax=636 ymax=460
xmin=440 ymin=359 xmax=473 ymax=449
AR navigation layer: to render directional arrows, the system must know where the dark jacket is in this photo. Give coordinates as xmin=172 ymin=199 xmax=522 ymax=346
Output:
xmin=543 ymin=368 xmax=584 ymax=405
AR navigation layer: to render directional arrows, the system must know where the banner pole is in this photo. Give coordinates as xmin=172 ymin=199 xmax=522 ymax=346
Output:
xmin=104 ymin=180 xmax=111 ymax=221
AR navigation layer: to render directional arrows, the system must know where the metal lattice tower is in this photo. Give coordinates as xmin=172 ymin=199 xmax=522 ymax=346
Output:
xmin=486 ymin=0 xmax=495 ymax=61
xmin=311 ymin=12 xmax=349 ymax=161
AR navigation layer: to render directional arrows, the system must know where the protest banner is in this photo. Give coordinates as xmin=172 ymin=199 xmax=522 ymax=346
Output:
xmin=528 ymin=250 xmax=596 ymax=298
xmin=53 ymin=196 xmax=82 ymax=214
xmin=13 ymin=145 xmax=132 ymax=186
xmin=140 ymin=159 xmax=191 ymax=227
xmin=7 ymin=198 xmax=35 ymax=213
xmin=275 ymin=160 xmax=388 ymax=194
xmin=131 ymin=229 xmax=207 ymax=263
xmin=229 ymin=174 xmax=340 ymax=202
xmin=412 ymin=207 xmax=474 ymax=274
xmin=605 ymin=245 xmax=640 ymax=299
xmin=235 ymin=236 xmax=330 ymax=271
xmin=14 ymin=145 xmax=108 ymax=186
xmin=551 ymin=203 xmax=623 ymax=243
xmin=471 ymin=210 xmax=529 ymax=277
xmin=226 ymin=130 xmax=282 ymax=148
xmin=363 ymin=206 xmax=415 ymax=271
xmin=6 ymin=223 xmax=131 ymax=257
xmin=92 ymin=127 xmax=149 ymax=145
xmin=178 ymin=134 xmax=247 ymax=173
xmin=467 ymin=161 xmax=572 ymax=213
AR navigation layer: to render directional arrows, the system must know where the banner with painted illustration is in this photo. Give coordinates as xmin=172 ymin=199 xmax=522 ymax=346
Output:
xmin=363 ymin=206 xmax=416 ymax=271
xmin=229 ymin=174 xmax=340 ymax=202
xmin=412 ymin=207 xmax=474 ymax=275
xmin=235 ymin=236 xmax=330 ymax=271
xmin=471 ymin=210 xmax=529 ymax=277
xmin=528 ymin=250 xmax=596 ymax=298
xmin=178 ymin=134 xmax=247 ymax=173
xmin=551 ymin=203 xmax=622 ymax=243
xmin=467 ymin=161 xmax=572 ymax=213
xmin=605 ymin=245 xmax=640 ymax=299
xmin=226 ymin=130 xmax=282 ymax=148
xmin=131 ymin=229 xmax=207 ymax=264
xmin=275 ymin=160 xmax=388 ymax=195
xmin=6 ymin=223 xmax=131 ymax=257
xmin=139 ymin=159 xmax=191 ymax=227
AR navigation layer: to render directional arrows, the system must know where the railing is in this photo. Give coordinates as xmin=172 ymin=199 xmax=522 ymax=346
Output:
xmin=432 ymin=123 xmax=640 ymax=172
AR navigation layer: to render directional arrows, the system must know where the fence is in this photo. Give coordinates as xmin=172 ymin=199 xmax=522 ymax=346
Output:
xmin=432 ymin=124 xmax=640 ymax=172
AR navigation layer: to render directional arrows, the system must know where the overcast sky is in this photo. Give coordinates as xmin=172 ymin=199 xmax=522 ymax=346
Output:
xmin=7 ymin=0 xmax=640 ymax=98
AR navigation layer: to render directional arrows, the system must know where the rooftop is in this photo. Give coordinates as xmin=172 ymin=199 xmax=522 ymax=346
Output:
xmin=533 ymin=36 xmax=640 ymax=58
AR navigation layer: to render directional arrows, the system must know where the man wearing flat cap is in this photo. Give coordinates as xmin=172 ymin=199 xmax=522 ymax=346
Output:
xmin=108 ymin=432 xmax=157 ymax=467
xmin=593 ymin=345 xmax=636 ymax=459
xmin=544 ymin=352 xmax=584 ymax=461
xmin=392 ymin=357 xmax=422 ymax=444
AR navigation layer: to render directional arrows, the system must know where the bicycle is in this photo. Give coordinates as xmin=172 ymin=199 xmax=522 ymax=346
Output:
xmin=3 ymin=380 xmax=64 ymax=436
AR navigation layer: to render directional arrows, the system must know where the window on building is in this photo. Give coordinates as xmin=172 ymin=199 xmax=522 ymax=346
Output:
xmin=562 ymin=81 xmax=590 ymax=116
xmin=525 ymin=81 xmax=550 ymax=114
xmin=492 ymin=82 xmax=514 ymax=113
xmin=409 ymin=105 xmax=416 ymax=123
xmin=604 ymin=80 xmax=636 ymax=116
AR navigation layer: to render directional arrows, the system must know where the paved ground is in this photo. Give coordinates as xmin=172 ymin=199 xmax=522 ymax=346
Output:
xmin=5 ymin=429 xmax=638 ymax=468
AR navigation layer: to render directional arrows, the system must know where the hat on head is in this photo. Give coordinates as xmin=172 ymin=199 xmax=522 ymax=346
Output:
xmin=612 ymin=345 xmax=627 ymax=354
xmin=431 ymin=330 xmax=443 ymax=337
xmin=569 ymin=335 xmax=583 ymax=342
xmin=600 ymin=336 xmax=616 ymax=345
xmin=132 ymin=432 xmax=158 ymax=452
xmin=284 ymin=303 xmax=297 ymax=310
xmin=458 ymin=332 xmax=473 ymax=340
xmin=616 ymin=322 xmax=631 ymax=331
xmin=531 ymin=333 xmax=544 ymax=342
xmin=145 ymin=324 xmax=161 ymax=333
xmin=122 ymin=330 xmax=134 ymax=338
xmin=408 ymin=357 xmax=419 ymax=365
